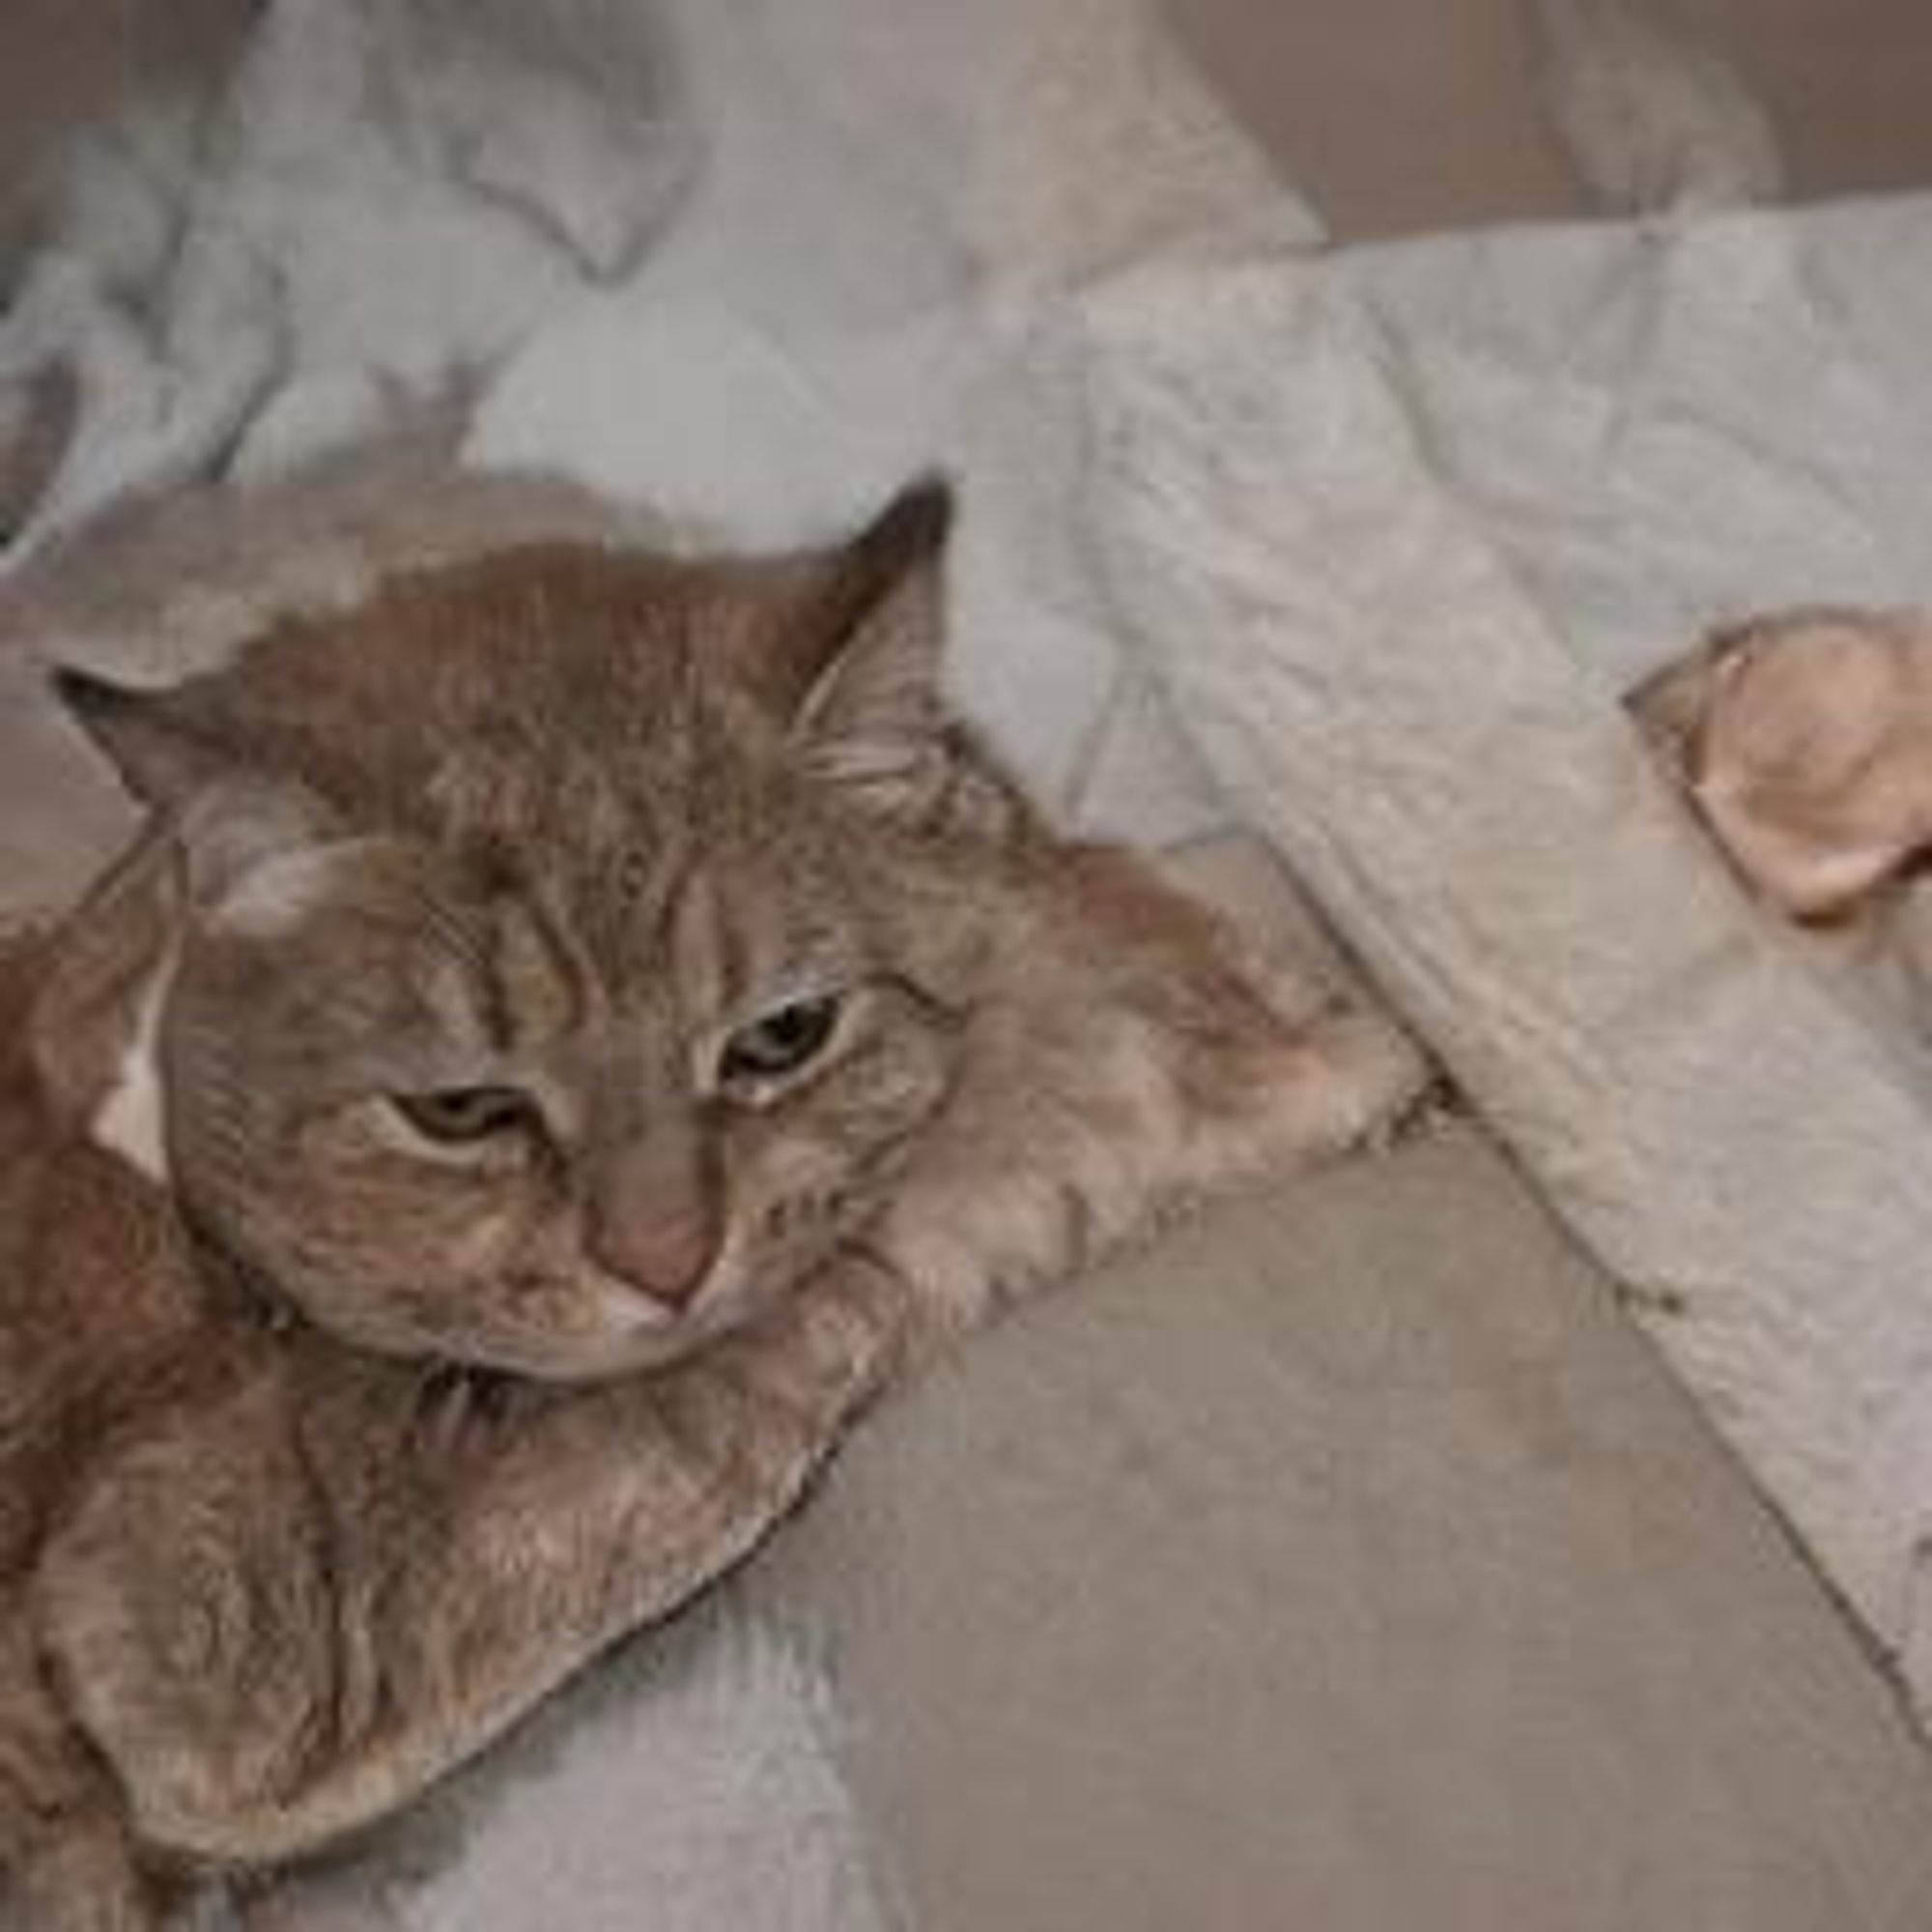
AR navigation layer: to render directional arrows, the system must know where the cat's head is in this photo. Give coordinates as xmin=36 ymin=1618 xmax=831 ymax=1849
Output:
xmin=42 ymin=483 xmax=1037 ymax=1379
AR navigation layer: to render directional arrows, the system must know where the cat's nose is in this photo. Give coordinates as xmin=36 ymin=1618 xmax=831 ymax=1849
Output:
xmin=587 ymin=1131 xmax=723 ymax=1312
xmin=588 ymin=1200 xmax=721 ymax=1311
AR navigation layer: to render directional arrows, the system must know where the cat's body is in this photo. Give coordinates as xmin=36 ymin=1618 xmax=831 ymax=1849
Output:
xmin=0 ymin=485 xmax=1420 ymax=1927
xmin=2 ymin=949 xmax=907 ymax=1926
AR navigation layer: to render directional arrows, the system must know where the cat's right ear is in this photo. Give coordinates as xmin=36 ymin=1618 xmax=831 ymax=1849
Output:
xmin=53 ymin=664 xmax=345 ymax=912
xmin=53 ymin=666 xmax=229 ymax=810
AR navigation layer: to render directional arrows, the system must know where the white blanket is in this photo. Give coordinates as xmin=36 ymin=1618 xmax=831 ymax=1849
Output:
xmin=1081 ymin=206 xmax=1932 ymax=1705
xmin=7 ymin=0 xmax=1932 ymax=1887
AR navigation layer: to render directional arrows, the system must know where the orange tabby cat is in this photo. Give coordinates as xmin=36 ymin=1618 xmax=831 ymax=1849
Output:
xmin=0 ymin=483 xmax=1421 ymax=1926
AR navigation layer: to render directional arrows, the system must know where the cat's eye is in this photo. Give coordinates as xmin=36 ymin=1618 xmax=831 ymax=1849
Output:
xmin=718 ymin=993 xmax=843 ymax=1087
xmin=390 ymin=1086 xmax=539 ymax=1145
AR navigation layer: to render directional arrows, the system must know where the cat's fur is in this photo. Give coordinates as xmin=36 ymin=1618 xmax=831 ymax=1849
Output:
xmin=0 ymin=482 xmax=1421 ymax=1926
xmin=1629 ymin=606 xmax=1932 ymax=1036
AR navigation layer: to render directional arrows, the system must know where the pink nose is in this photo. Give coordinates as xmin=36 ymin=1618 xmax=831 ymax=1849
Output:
xmin=587 ymin=1202 xmax=720 ymax=1311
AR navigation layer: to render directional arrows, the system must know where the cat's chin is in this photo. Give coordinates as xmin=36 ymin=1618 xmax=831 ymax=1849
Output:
xmin=421 ymin=1274 xmax=782 ymax=1385
xmin=402 ymin=1312 xmax=705 ymax=1386
xmin=239 ymin=1213 xmax=821 ymax=1382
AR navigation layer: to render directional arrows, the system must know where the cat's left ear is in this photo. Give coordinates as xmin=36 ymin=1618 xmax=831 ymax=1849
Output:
xmin=783 ymin=479 xmax=955 ymax=815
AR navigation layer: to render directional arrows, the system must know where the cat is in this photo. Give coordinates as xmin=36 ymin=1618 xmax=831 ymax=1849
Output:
xmin=1628 ymin=605 xmax=1932 ymax=1037
xmin=0 ymin=478 xmax=1423 ymax=1927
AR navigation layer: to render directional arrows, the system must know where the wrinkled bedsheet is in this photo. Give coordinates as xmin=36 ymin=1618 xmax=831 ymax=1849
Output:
xmin=1082 ymin=201 xmax=1932 ymax=1706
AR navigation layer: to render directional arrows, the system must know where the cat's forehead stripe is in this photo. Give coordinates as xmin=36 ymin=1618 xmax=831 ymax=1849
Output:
xmin=668 ymin=867 xmax=731 ymax=1020
xmin=489 ymin=895 xmax=589 ymax=1047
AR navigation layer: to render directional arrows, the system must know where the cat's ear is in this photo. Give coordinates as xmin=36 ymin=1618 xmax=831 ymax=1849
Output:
xmin=53 ymin=665 xmax=345 ymax=912
xmin=774 ymin=479 xmax=955 ymax=813
xmin=54 ymin=666 xmax=237 ymax=810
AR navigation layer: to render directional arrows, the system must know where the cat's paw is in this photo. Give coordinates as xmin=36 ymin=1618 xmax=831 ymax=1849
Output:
xmin=1261 ymin=997 xmax=1435 ymax=1163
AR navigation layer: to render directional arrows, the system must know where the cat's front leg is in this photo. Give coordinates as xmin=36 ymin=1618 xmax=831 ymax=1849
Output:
xmin=1 ymin=1816 xmax=162 ymax=1932
xmin=876 ymin=980 xmax=1428 ymax=1349
xmin=30 ymin=1257 xmax=910 ymax=1883
xmin=0 ymin=1611 xmax=179 ymax=1932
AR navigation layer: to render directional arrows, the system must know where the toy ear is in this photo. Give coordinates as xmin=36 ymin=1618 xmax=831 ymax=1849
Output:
xmin=1626 ymin=639 xmax=1725 ymax=781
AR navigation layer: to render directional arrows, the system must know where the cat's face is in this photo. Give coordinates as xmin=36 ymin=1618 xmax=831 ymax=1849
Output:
xmin=56 ymin=485 xmax=1031 ymax=1379
xmin=152 ymin=799 xmax=962 ymax=1381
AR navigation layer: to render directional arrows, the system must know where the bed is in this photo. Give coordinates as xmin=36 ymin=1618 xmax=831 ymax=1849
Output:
xmin=4 ymin=1 xmax=1932 ymax=1925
